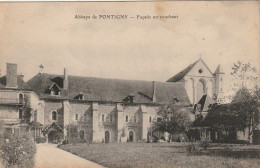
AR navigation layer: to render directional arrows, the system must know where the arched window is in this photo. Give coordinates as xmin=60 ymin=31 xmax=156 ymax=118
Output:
xmin=102 ymin=114 xmax=105 ymax=122
xmin=134 ymin=115 xmax=136 ymax=122
xmin=52 ymin=111 xmax=57 ymax=120
xmin=149 ymin=116 xmax=152 ymax=122
xmin=187 ymin=78 xmax=194 ymax=104
xmin=126 ymin=115 xmax=128 ymax=122
xmin=75 ymin=114 xmax=78 ymax=121
xmin=197 ymin=79 xmax=206 ymax=102
xmin=18 ymin=93 xmax=23 ymax=104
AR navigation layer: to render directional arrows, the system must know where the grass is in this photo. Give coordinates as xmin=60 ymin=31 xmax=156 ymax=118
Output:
xmin=59 ymin=142 xmax=260 ymax=168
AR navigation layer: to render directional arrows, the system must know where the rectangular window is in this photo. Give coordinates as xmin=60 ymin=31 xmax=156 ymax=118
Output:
xmin=126 ymin=115 xmax=128 ymax=122
xmin=34 ymin=110 xmax=37 ymax=122
xmin=19 ymin=109 xmax=23 ymax=119
xmin=75 ymin=114 xmax=78 ymax=121
xmin=102 ymin=114 xmax=105 ymax=122
xmin=157 ymin=117 xmax=162 ymax=122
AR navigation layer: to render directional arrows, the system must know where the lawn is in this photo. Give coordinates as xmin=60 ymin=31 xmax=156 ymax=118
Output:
xmin=59 ymin=142 xmax=260 ymax=168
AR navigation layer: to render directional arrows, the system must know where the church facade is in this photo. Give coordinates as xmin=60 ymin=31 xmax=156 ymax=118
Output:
xmin=0 ymin=59 xmax=224 ymax=143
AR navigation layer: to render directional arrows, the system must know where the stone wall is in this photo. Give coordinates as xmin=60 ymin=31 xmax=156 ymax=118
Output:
xmin=40 ymin=100 xmax=169 ymax=143
xmin=44 ymin=100 xmax=63 ymax=128
xmin=0 ymin=105 xmax=18 ymax=119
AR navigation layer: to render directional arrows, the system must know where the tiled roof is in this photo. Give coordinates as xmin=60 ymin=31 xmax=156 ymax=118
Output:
xmin=0 ymin=75 xmax=32 ymax=90
xmin=166 ymin=60 xmax=199 ymax=82
xmin=27 ymin=73 xmax=191 ymax=105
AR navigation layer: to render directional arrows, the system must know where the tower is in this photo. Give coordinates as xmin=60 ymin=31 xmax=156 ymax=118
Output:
xmin=214 ymin=65 xmax=225 ymax=103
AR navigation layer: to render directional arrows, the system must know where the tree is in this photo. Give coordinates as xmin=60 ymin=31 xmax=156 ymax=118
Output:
xmin=230 ymin=61 xmax=260 ymax=144
xmin=228 ymin=61 xmax=260 ymax=101
xmin=155 ymin=103 xmax=192 ymax=142
xmin=231 ymin=87 xmax=260 ymax=144
xmin=21 ymin=95 xmax=32 ymax=123
xmin=203 ymin=61 xmax=260 ymax=144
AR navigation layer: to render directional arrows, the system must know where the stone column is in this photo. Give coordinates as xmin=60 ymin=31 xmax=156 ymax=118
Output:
xmin=63 ymin=100 xmax=70 ymax=139
xmin=141 ymin=105 xmax=148 ymax=141
xmin=116 ymin=103 xmax=124 ymax=142
xmin=92 ymin=102 xmax=100 ymax=143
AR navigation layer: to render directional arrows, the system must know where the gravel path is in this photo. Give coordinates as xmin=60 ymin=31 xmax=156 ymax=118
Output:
xmin=35 ymin=143 xmax=104 ymax=168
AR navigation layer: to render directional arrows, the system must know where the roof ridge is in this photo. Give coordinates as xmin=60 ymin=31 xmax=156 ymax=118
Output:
xmin=166 ymin=59 xmax=199 ymax=82
xmin=34 ymin=72 xmax=182 ymax=84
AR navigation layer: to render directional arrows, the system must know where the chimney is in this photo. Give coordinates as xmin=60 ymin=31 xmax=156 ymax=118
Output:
xmin=152 ymin=81 xmax=156 ymax=102
xmin=6 ymin=63 xmax=18 ymax=88
xmin=63 ymin=68 xmax=68 ymax=90
xmin=18 ymin=73 xmax=24 ymax=81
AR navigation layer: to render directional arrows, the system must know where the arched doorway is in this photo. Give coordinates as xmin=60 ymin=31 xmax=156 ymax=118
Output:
xmin=48 ymin=131 xmax=59 ymax=144
xmin=79 ymin=130 xmax=85 ymax=142
xmin=129 ymin=131 xmax=134 ymax=142
xmin=105 ymin=131 xmax=110 ymax=143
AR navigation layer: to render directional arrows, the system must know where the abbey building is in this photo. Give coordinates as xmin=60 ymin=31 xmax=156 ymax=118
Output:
xmin=0 ymin=59 xmax=224 ymax=143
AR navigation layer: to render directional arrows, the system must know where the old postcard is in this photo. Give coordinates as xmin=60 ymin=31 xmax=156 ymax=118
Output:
xmin=0 ymin=1 xmax=259 ymax=168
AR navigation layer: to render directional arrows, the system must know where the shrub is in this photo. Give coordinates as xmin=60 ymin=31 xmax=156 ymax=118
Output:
xmin=66 ymin=123 xmax=80 ymax=144
xmin=186 ymin=142 xmax=200 ymax=155
xmin=200 ymin=137 xmax=211 ymax=150
xmin=0 ymin=130 xmax=36 ymax=168
xmin=172 ymin=133 xmax=187 ymax=142
xmin=36 ymin=136 xmax=46 ymax=144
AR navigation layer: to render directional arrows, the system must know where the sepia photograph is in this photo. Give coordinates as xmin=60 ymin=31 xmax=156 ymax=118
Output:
xmin=0 ymin=1 xmax=259 ymax=168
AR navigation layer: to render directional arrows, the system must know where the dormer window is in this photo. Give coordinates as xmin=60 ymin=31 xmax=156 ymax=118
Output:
xmin=49 ymin=83 xmax=61 ymax=96
xmin=123 ymin=94 xmax=134 ymax=104
xmin=78 ymin=92 xmax=84 ymax=100
xmin=74 ymin=91 xmax=84 ymax=100
xmin=173 ymin=97 xmax=179 ymax=104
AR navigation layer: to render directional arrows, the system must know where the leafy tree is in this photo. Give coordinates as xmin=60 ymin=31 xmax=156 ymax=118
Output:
xmin=190 ymin=61 xmax=259 ymax=144
xmin=204 ymin=86 xmax=259 ymax=144
xmin=21 ymin=95 xmax=32 ymax=123
xmin=66 ymin=123 xmax=80 ymax=144
xmin=155 ymin=103 xmax=192 ymax=141
xmin=230 ymin=61 xmax=260 ymax=143
xmin=231 ymin=87 xmax=259 ymax=144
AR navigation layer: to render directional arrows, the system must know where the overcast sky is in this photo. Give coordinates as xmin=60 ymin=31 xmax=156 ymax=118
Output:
xmin=0 ymin=1 xmax=259 ymax=84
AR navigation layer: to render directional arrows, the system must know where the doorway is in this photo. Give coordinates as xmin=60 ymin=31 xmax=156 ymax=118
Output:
xmin=129 ymin=131 xmax=134 ymax=142
xmin=48 ymin=131 xmax=59 ymax=144
xmin=105 ymin=131 xmax=110 ymax=143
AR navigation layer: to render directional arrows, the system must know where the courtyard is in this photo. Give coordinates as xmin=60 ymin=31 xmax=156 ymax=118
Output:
xmin=59 ymin=142 xmax=260 ymax=168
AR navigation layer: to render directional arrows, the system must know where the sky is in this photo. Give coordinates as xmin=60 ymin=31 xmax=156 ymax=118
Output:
xmin=0 ymin=1 xmax=259 ymax=85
